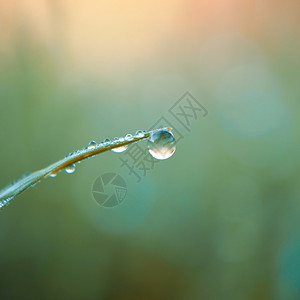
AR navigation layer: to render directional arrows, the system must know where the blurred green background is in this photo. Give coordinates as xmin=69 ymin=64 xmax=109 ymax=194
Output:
xmin=0 ymin=1 xmax=299 ymax=299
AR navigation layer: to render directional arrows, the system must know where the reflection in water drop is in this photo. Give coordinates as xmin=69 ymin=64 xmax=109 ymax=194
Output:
xmin=88 ymin=141 xmax=97 ymax=149
xmin=135 ymin=130 xmax=144 ymax=138
xmin=111 ymin=137 xmax=128 ymax=153
xmin=148 ymin=129 xmax=176 ymax=160
xmin=100 ymin=139 xmax=110 ymax=148
xmin=111 ymin=145 xmax=128 ymax=153
xmin=102 ymin=138 xmax=110 ymax=147
xmin=125 ymin=134 xmax=133 ymax=141
xmin=65 ymin=164 xmax=76 ymax=174
xmin=49 ymin=173 xmax=57 ymax=178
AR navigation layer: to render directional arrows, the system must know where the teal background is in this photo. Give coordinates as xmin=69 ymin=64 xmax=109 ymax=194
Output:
xmin=0 ymin=1 xmax=299 ymax=299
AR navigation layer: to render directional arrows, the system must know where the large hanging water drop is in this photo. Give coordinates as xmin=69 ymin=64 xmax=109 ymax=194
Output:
xmin=65 ymin=164 xmax=76 ymax=174
xmin=148 ymin=129 xmax=176 ymax=160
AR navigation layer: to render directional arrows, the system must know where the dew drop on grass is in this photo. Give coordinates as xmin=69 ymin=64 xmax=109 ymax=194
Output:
xmin=148 ymin=129 xmax=176 ymax=160
xmin=102 ymin=138 xmax=111 ymax=147
xmin=135 ymin=130 xmax=144 ymax=138
xmin=65 ymin=164 xmax=76 ymax=174
xmin=88 ymin=141 xmax=97 ymax=149
xmin=49 ymin=173 xmax=57 ymax=178
xmin=125 ymin=134 xmax=133 ymax=141
xmin=111 ymin=145 xmax=128 ymax=153
xmin=110 ymin=137 xmax=128 ymax=153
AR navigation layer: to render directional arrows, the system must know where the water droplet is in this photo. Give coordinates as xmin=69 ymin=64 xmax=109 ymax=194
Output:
xmin=102 ymin=138 xmax=111 ymax=147
xmin=49 ymin=173 xmax=57 ymax=178
xmin=111 ymin=145 xmax=128 ymax=153
xmin=135 ymin=130 xmax=144 ymax=138
xmin=65 ymin=164 xmax=76 ymax=174
xmin=125 ymin=134 xmax=133 ymax=141
xmin=88 ymin=141 xmax=97 ymax=149
xmin=148 ymin=129 xmax=176 ymax=160
xmin=110 ymin=137 xmax=128 ymax=153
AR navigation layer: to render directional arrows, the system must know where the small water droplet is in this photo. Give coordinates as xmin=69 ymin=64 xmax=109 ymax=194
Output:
xmin=148 ymin=129 xmax=176 ymax=160
xmin=111 ymin=145 xmax=128 ymax=153
xmin=110 ymin=137 xmax=128 ymax=153
xmin=88 ymin=141 xmax=97 ymax=149
xmin=135 ymin=130 xmax=144 ymax=138
xmin=102 ymin=138 xmax=111 ymax=147
xmin=49 ymin=173 xmax=57 ymax=178
xmin=125 ymin=134 xmax=133 ymax=141
xmin=65 ymin=164 xmax=76 ymax=174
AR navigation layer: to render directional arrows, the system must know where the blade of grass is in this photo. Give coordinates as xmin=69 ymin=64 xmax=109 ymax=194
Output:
xmin=0 ymin=127 xmax=170 ymax=209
